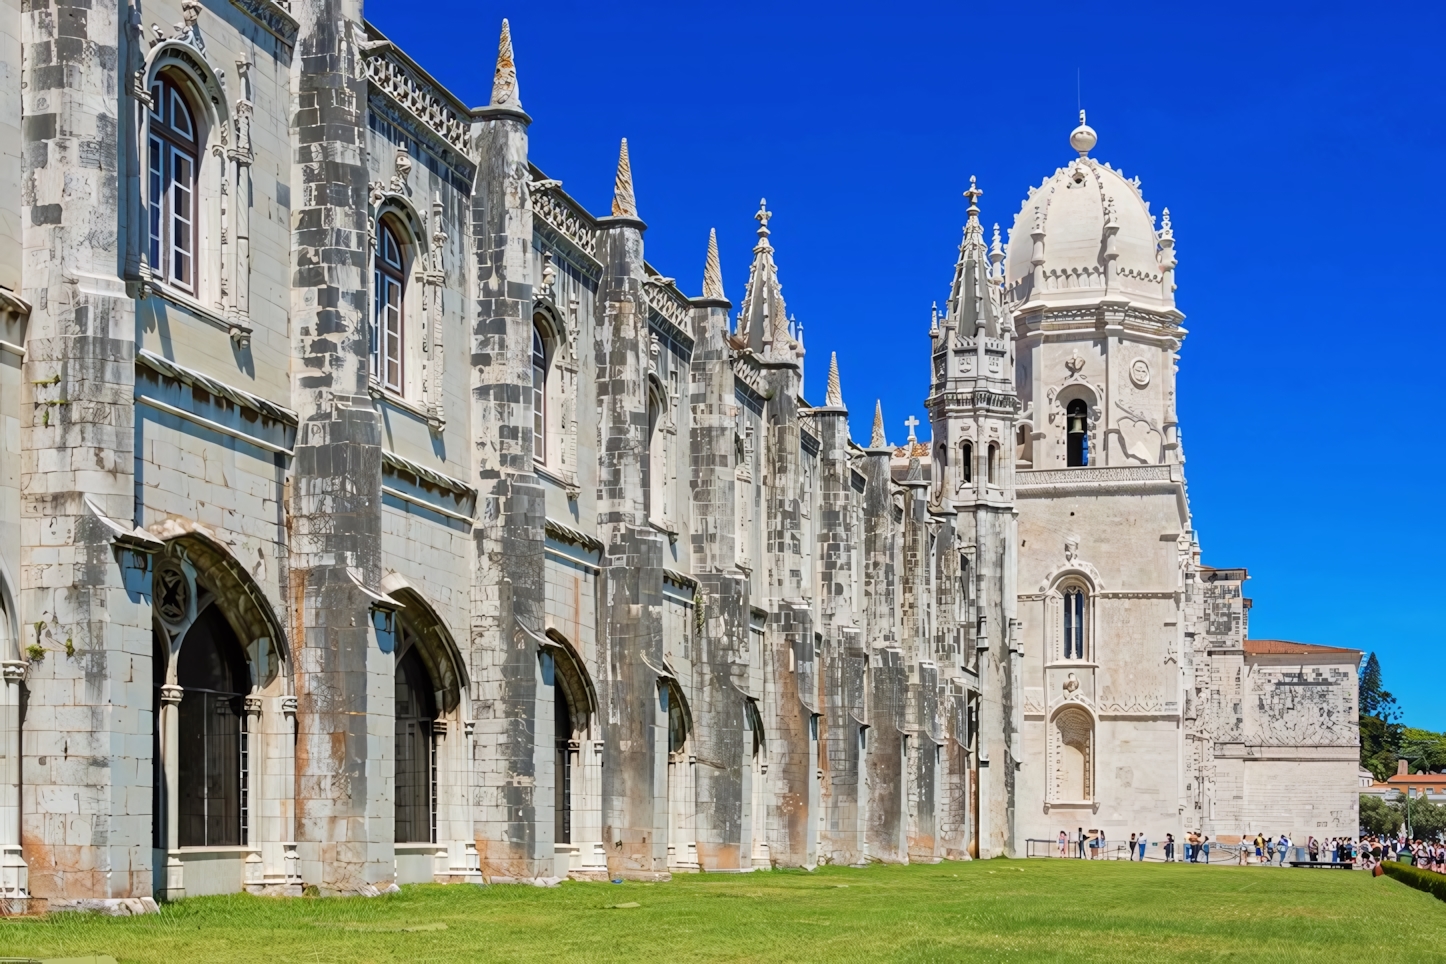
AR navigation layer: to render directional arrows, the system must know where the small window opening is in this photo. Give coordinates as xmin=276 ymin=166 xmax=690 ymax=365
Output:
xmin=1067 ymin=399 xmax=1089 ymax=467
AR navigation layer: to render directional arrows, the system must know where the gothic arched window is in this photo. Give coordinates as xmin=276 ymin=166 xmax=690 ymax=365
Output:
xmin=644 ymin=383 xmax=666 ymax=521
xmin=1067 ymin=399 xmax=1089 ymax=467
xmin=1063 ymin=586 xmax=1087 ymax=660
xmin=987 ymin=443 xmax=999 ymax=485
xmin=532 ymin=322 xmax=548 ymax=462
xmin=176 ymin=603 xmax=249 ymax=848
xmin=394 ymin=632 xmax=437 ymax=845
xmin=148 ymin=73 xmax=200 ymax=291
xmin=961 ymin=441 xmax=973 ymax=484
xmin=373 ymin=219 xmax=407 ymax=393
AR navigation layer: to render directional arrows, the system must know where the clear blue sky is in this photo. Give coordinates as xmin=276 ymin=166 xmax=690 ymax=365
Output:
xmin=367 ymin=0 xmax=1446 ymax=729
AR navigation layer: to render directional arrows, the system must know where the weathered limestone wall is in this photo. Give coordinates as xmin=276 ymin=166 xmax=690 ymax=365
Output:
xmin=18 ymin=0 xmax=155 ymax=902
xmin=287 ymin=0 xmax=389 ymax=894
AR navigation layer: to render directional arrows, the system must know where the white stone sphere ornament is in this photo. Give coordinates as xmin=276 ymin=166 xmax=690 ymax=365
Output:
xmin=1070 ymin=110 xmax=1097 ymax=156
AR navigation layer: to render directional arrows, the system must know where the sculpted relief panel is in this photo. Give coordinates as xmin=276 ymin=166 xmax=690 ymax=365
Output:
xmin=1244 ymin=664 xmax=1359 ymax=747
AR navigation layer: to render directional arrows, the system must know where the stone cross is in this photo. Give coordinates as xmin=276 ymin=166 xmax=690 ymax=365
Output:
xmin=904 ymin=415 xmax=919 ymax=441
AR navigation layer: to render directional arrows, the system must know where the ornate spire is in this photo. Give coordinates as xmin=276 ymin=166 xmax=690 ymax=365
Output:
xmin=989 ymin=222 xmax=1005 ymax=283
xmin=702 ymin=228 xmax=725 ymax=300
xmin=871 ymin=400 xmax=887 ymax=448
xmin=825 ymin=352 xmax=843 ymax=407
xmin=611 ymin=138 xmax=637 ymax=219
xmin=943 ymin=177 xmax=1002 ymax=337
xmin=489 ymin=19 xmax=521 ymax=110
xmin=736 ymin=199 xmax=792 ymax=357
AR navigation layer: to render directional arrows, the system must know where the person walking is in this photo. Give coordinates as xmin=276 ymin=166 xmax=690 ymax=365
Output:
xmin=1265 ymin=834 xmax=1276 ymax=865
xmin=1279 ymin=834 xmax=1292 ymax=866
xmin=1138 ymin=834 xmax=1147 ymax=861
xmin=1308 ymin=836 xmax=1319 ymax=863
xmin=1129 ymin=832 xmax=1138 ymax=861
xmin=1202 ymin=835 xmax=1211 ymax=864
xmin=1077 ymin=827 xmax=1085 ymax=860
xmin=1058 ymin=829 xmax=1068 ymax=858
xmin=1164 ymin=833 xmax=1175 ymax=862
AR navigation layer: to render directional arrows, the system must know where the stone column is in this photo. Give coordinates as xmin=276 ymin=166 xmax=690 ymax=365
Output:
xmin=685 ymin=259 xmax=752 ymax=872
xmin=860 ymin=433 xmax=905 ymax=862
xmin=243 ymin=695 xmax=264 ymax=892
xmin=756 ymin=358 xmax=816 ymax=868
xmin=160 ymin=684 xmax=183 ymax=900
xmin=592 ymin=144 xmax=667 ymax=880
xmin=469 ymin=43 xmax=546 ymax=878
xmin=287 ymin=0 xmax=390 ymax=894
xmin=809 ymin=371 xmax=863 ymax=867
xmin=0 ymin=660 xmax=25 ymax=897
xmin=20 ymin=0 xmax=153 ymax=902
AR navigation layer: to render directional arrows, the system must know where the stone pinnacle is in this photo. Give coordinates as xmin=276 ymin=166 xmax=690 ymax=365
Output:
xmin=489 ymin=19 xmax=521 ymax=109
xmin=611 ymin=138 xmax=637 ymax=219
xmin=703 ymin=228 xmax=725 ymax=300
xmin=871 ymin=400 xmax=887 ymax=448
xmin=825 ymin=352 xmax=843 ymax=408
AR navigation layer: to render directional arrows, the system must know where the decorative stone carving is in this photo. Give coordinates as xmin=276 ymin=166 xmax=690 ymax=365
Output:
xmin=361 ymin=45 xmax=471 ymax=154
xmin=1128 ymin=357 xmax=1150 ymax=388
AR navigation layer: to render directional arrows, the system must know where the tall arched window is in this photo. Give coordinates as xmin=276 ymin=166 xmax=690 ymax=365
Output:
xmin=394 ymin=632 xmax=437 ymax=845
xmin=554 ymin=678 xmax=573 ymax=845
xmin=644 ymin=387 xmax=664 ymax=520
xmin=533 ymin=323 xmax=548 ymax=463
xmin=1063 ymin=586 xmax=1087 ymax=660
xmin=176 ymin=604 xmax=249 ymax=848
xmin=148 ymin=74 xmax=200 ymax=291
xmin=1066 ymin=399 xmax=1089 ymax=467
xmin=961 ymin=441 xmax=973 ymax=484
xmin=987 ymin=443 xmax=999 ymax=485
xmin=373 ymin=220 xmax=406 ymax=393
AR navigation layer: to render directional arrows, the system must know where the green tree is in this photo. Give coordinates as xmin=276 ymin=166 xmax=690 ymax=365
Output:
xmin=1359 ymin=652 xmax=1404 ymax=781
xmin=1360 ymin=794 xmax=1401 ymax=835
xmin=1396 ymin=792 xmax=1446 ymax=841
xmin=1400 ymin=727 xmax=1446 ymax=774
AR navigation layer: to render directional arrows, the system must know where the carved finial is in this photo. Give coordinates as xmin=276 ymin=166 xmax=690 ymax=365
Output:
xmin=1070 ymin=109 xmax=1097 ymax=156
xmin=755 ymin=198 xmax=772 ymax=241
xmin=930 ymin=301 xmax=940 ymax=334
xmin=871 ymin=401 xmax=887 ymax=448
xmin=1159 ymin=207 xmax=1173 ymax=239
xmin=702 ymin=228 xmax=725 ymax=300
xmin=489 ymin=19 xmax=521 ymax=109
xmin=825 ymin=352 xmax=843 ymax=407
xmin=964 ymin=176 xmax=983 ymax=219
xmin=611 ymin=138 xmax=637 ymax=218
xmin=990 ymin=223 xmax=1004 ymax=264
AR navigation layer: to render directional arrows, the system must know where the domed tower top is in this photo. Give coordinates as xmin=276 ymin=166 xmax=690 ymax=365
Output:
xmin=1069 ymin=109 xmax=1097 ymax=156
xmin=1003 ymin=113 xmax=1180 ymax=319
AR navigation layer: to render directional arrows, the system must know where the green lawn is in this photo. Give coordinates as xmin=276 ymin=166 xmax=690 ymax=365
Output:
xmin=2 ymin=859 xmax=1443 ymax=963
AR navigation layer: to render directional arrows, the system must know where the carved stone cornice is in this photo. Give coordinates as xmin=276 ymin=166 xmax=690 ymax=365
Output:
xmin=529 ymin=173 xmax=599 ymax=263
xmin=360 ymin=30 xmax=473 ymax=160
xmin=227 ymin=0 xmax=297 ymax=47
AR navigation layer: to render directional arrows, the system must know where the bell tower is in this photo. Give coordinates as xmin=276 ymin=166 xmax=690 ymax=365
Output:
xmin=925 ymin=179 xmax=1020 ymax=857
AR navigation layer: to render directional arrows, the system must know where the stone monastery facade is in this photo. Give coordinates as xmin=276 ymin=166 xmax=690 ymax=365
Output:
xmin=0 ymin=0 xmax=1362 ymax=906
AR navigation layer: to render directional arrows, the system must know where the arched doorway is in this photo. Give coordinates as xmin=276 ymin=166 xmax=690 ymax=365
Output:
xmin=149 ymin=533 xmax=288 ymax=899
xmin=538 ymin=629 xmax=602 ymax=879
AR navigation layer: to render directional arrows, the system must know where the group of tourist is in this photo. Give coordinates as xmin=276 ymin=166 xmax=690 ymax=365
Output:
xmin=1049 ymin=829 xmax=1446 ymax=868
xmin=1357 ymin=834 xmax=1446 ymax=872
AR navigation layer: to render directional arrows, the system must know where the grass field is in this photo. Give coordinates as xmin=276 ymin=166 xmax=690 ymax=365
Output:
xmin=2 ymin=859 xmax=1443 ymax=963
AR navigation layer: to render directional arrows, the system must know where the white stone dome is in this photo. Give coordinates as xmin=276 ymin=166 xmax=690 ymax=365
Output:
xmin=1004 ymin=115 xmax=1176 ymax=313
